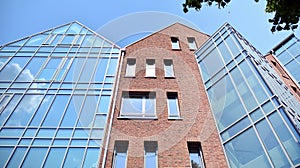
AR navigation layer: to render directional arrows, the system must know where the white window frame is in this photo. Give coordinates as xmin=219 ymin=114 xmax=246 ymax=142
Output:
xmin=171 ymin=37 xmax=180 ymax=50
xmin=120 ymin=92 xmax=156 ymax=118
xmin=164 ymin=59 xmax=175 ymax=78
xmin=167 ymin=92 xmax=180 ymax=119
xmin=125 ymin=58 xmax=136 ymax=77
xmin=145 ymin=59 xmax=156 ymax=77
xmin=187 ymin=37 xmax=197 ymax=50
xmin=144 ymin=141 xmax=158 ymax=168
xmin=113 ymin=141 xmax=129 ymax=168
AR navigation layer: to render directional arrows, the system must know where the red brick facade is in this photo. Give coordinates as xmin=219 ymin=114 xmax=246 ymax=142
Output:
xmin=102 ymin=23 xmax=228 ymax=167
xmin=265 ymin=53 xmax=300 ymax=102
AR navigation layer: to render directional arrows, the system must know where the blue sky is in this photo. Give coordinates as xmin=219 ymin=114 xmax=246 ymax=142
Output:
xmin=0 ymin=0 xmax=299 ymax=53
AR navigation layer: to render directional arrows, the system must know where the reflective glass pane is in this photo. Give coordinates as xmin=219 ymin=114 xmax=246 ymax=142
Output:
xmin=30 ymin=95 xmax=54 ymax=126
xmin=63 ymin=148 xmax=85 ymax=168
xmin=269 ymin=112 xmax=300 ymax=164
xmin=64 ymin=58 xmax=85 ymax=82
xmin=43 ymin=148 xmax=67 ymax=168
xmin=42 ymin=95 xmax=70 ymax=127
xmin=286 ymin=60 xmax=300 ymax=82
xmin=0 ymin=57 xmax=30 ymax=81
xmin=231 ymin=66 xmax=257 ymax=111
xmin=0 ymin=94 xmax=22 ymax=125
xmin=5 ymin=94 xmax=43 ymax=126
xmin=98 ymin=95 xmax=110 ymax=114
xmin=221 ymin=117 xmax=251 ymax=141
xmin=77 ymin=96 xmax=98 ymax=127
xmin=73 ymin=129 xmax=89 ymax=138
xmin=61 ymin=96 xmax=84 ymax=127
xmin=256 ymin=119 xmax=290 ymax=167
xmin=16 ymin=57 xmax=46 ymax=82
xmin=37 ymin=128 xmax=56 ymax=137
xmin=22 ymin=147 xmax=48 ymax=168
xmin=25 ymin=34 xmax=48 ymax=46
xmin=224 ymin=128 xmax=271 ymax=168
xmin=52 ymin=25 xmax=69 ymax=34
xmin=79 ymin=58 xmax=97 ymax=82
xmin=207 ymin=75 xmax=246 ymax=130
xmin=83 ymin=148 xmax=100 ymax=168
xmin=107 ymin=58 xmax=118 ymax=75
xmin=217 ymin=38 xmax=232 ymax=64
xmin=0 ymin=147 xmax=13 ymax=168
xmin=201 ymin=48 xmax=224 ymax=79
xmin=93 ymin=114 xmax=107 ymax=128
xmin=122 ymin=95 xmax=142 ymax=115
xmin=7 ymin=147 xmax=27 ymax=168
xmin=94 ymin=58 xmax=108 ymax=82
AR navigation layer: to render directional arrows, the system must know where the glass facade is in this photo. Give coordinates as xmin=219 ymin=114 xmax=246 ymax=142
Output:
xmin=271 ymin=35 xmax=300 ymax=87
xmin=0 ymin=21 xmax=121 ymax=167
xmin=196 ymin=23 xmax=300 ymax=167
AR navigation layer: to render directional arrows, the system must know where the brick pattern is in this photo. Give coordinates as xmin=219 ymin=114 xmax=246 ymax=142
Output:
xmin=265 ymin=53 xmax=300 ymax=102
xmin=103 ymin=23 xmax=228 ymax=167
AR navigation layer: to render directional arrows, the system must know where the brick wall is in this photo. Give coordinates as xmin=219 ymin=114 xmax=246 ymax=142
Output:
xmin=103 ymin=23 xmax=228 ymax=167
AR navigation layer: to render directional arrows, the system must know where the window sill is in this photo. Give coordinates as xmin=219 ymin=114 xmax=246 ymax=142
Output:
xmin=124 ymin=76 xmax=136 ymax=78
xmin=117 ymin=116 xmax=158 ymax=120
xmin=172 ymin=48 xmax=181 ymax=51
xmin=168 ymin=117 xmax=183 ymax=120
xmin=164 ymin=76 xmax=176 ymax=79
xmin=144 ymin=76 xmax=157 ymax=78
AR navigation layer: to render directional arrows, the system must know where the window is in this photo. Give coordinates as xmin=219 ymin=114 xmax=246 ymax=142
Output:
xmin=187 ymin=37 xmax=197 ymax=50
xmin=113 ymin=141 xmax=129 ymax=168
xmin=120 ymin=92 xmax=156 ymax=118
xmin=171 ymin=37 xmax=180 ymax=50
xmin=164 ymin=59 xmax=175 ymax=77
xmin=167 ymin=92 xmax=180 ymax=119
xmin=146 ymin=59 xmax=156 ymax=77
xmin=188 ymin=142 xmax=205 ymax=168
xmin=125 ymin=58 xmax=136 ymax=77
xmin=144 ymin=141 xmax=158 ymax=168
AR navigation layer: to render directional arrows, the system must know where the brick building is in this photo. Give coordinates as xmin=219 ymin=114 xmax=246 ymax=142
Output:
xmin=103 ymin=23 xmax=227 ymax=168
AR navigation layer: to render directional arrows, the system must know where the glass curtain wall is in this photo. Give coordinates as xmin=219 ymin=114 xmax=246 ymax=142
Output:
xmin=0 ymin=21 xmax=121 ymax=168
xmin=271 ymin=35 xmax=300 ymax=87
xmin=196 ymin=23 xmax=300 ymax=168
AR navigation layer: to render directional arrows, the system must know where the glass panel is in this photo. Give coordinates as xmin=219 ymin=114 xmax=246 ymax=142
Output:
xmin=221 ymin=117 xmax=251 ymax=141
xmin=0 ymin=57 xmax=30 ymax=81
xmin=32 ymin=139 xmax=52 ymax=146
xmin=53 ymin=139 xmax=69 ymax=146
xmin=145 ymin=141 xmax=157 ymax=168
xmin=167 ymin=93 xmax=179 ymax=118
xmin=250 ymin=108 xmax=264 ymax=122
xmin=285 ymin=60 xmax=300 ymax=82
xmin=52 ymin=25 xmax=70 ymax=34
xmin=61 ymin=96 xmax=84 ymax=127
xmin=93 ymin=114 xmax=107 ymax=128
xmin=269 ymin=111 xmax=300 ymax=164
xmin=15 ymin=57 xmax=46 ymax=82
xmin=231 ymin=66 xmax=257 ymax=111
xmin=187 ymin=37 xmax=197 ymax=50
xmin=64 ymin=58 xmax=86 ymax=82
xmin=79 ymin=58 xmax=97 ymax=82
xmin=98 ymin=95 xmax=110 ymax=114
xmin=7 ymin=147 xmax=27 ymax=168
xmin=224 ymin=128 xmax=271 ymax=168
xmin=37 ymin=128 xmax=56 ymax=137
xmin=207 ymin=75 xmax=246 ymax=131
xmin=239 ymin=61 xmax=268 ymax=103
xmin=63 ymin=148 xmax=85 ymax=168
xmin=37 ymin=58 xmax=62 ymax=81
xmin=121 ymin=95 xmax=142 ymax=116
xmin=70 ymin=139 xmax=87 ymax=146
xmin=77 ymin=96 xmax=98 ymax=127
xmin=277 ymin=51 xmax=293 ymax=65
xmin=256 ymin=119 xmax=290 ymax=167
xmin=0 ymin=94 xmax=22 ymax=125
xmin=217 ymin=38 xmax=232 ymax=64
xmin=42 ymin=95 xmax=70 ymax=127
xmin=107 ymin=58 xmax=118 ymax=76
xmin=201 ymin=48 xmax=224 ymax=79
xmin=225 ymin=35 xmax=241 ymax=58
xmin=25 ymin=34 xmax=48 ymax=46
xmin=93 ymin=58 xmax=109 ymax=82
xmin=0 ymin=147 xmax=13 ymax=168
xmin=82 ymin=35 xmax=95 ymax=47
xmin=114 ymin=141 xmax=128 ymax=168
xmin=43 ymin=148 xmax=67 ymax=168
xmin=22 ymin=147 xmax=48 ymax=168
xmin=93 ymin=37 xmax=104 ymax=47
xmin=125 ymin=58 xmax=136 ymax=77
xmin=66 ymin=23 xmax=82 ymax=34
xmin=83 ymin=148 xmax=100 ymax=168
xmin=29 ymin=95 xmax=54 ymax=126
xmin=5 ymin=95 xmax=43 ymax=126
xmin=73 ymin=129 xmax=89 ymax=138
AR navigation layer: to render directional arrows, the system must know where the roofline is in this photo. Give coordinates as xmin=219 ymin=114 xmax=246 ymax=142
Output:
xmin=270 ymin=33 xmax=295 ymax=54
xmin=124 ymin=21 xmax=210 ymax=48
xmin=0 ymin=20 xmax=121 ymax=49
